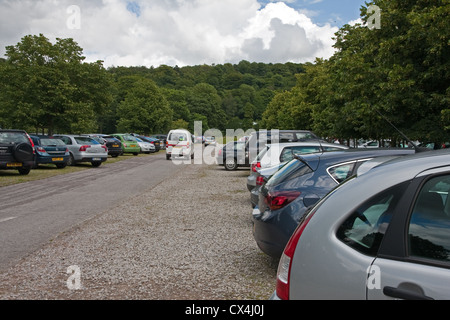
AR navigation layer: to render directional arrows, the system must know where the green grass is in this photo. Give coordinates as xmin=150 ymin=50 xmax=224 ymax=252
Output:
xmin=0 ymin=151 xmax=161 ymax=188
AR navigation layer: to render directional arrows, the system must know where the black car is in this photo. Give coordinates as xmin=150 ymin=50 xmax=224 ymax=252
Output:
xmin=252 ymin=148 xmax=418 ymax=258
xmin=150 ymin=134 xmax=167 ymax=150
xmin=216 ymin=141 xmax=249 ymax=171
xmin=0 ymin=129 xmax=35 ymax=175
xmin=86 ymin=134 xmax=124 ymax=158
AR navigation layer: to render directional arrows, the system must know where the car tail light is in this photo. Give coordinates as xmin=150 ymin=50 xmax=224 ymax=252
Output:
xmin=251 ymin=162 xmax=261 ymax=172
xmin=218 ymin=149 xmax=222 ymax=157
xmin=79 ymin=145 xmax=89 ymax=152
xmin=256 ymin=176 xmax=265 ymax=186
xmin=265 ymin=190 xmax=301 ymax=211
xmin=276 ymin=210 xmax=316 ymax=300
xmin=36 ymin=146 xmax=46 ymax=153
xmin=25 ymin=133 xmax=35 ymax=154
xmin=102 ymin=145 xmax=108 ymax=152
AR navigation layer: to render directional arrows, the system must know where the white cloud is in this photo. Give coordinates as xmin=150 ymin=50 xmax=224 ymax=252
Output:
xmin=0 ymin=0 xmax=339 ymax=67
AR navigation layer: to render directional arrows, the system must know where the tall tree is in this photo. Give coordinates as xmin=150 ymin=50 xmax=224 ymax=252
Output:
xmin=0 ymin=34 xmax=113 ymax=134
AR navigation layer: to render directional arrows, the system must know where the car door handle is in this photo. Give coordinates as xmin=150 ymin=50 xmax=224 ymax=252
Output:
xmin=383 ymin=286 xmax=434 ymax=300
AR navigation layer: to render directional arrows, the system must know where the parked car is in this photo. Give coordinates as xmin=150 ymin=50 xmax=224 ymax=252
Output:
xmin=272 ymin=148 xmax=450 ymax=300
xmin=0 ymin=129 xmax=35 ymax=175
xmin=53 ymin=135 xmax=108 ymax=167
xmin=166 ymin=129 xmax=194 ymax=160
xmin=84 ymin=134 xmax=123 ymax=158
xmin=246 ymin=130 xmax=325 ymax=164
xmin=205 ymin=136 xmax=217 ymax=146
xmin=216 ymin=141 xmax=249 ymax=170
xmin=150 ymin=134 xmax=167 ymax=150
xmin=247 ymin=142 xmax=348 ymax=192
xmin=135 ymin=137 xmax=155 ymax=154
xmin=142 ymin=136 xmax=161 ymax=152
xmin=30 ymin=135 xmax=69 ymax=169
xmin=252 ymin=148 xmax=416 ymax=258
xmin=110 ymin=134 xmax=140 ymax=156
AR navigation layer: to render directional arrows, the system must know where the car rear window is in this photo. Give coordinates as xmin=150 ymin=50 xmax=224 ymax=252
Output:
xmin=75 ymin=137 xmax=99 ymax=145
xmin=40 ymin=139 xmax=65 ymax=146
xmin=169 ymin=133 xmax=187 ymax=141
xmin=266 ymin=159 xmax=313 ymax=187
xmin=0 ymin=132 xmax=28 ymax=144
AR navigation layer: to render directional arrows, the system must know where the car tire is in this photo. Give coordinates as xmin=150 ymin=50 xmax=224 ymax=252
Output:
xmin=56 ymin=163 xmax=67 ymax=169
xmin=166 ymin=154 xmax=171 ymax=160
xmin=13 ymin=143 xmax=34 ymax=162
xmin=91 ymin=161 xmax=102 ymax=167
xmin=18 ymin=167 xmax=31 ymax=175
xmin=224 ymin=158 xmax=238 ymax=171
xmin=67 ymin=154 xmax=75 ymax=166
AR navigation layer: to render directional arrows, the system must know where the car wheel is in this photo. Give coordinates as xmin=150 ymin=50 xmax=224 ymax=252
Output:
xmin=18 ymin=167 xmax=31 ymax=175
xmin=111 ymin=154 xmax=119 ymax=158
xmin=91 ymin=161 xmax=102 ymax=167
xmin=224 ymin=158 xmax=238 ymax=171
xmin=133 ymin=153 xmax=139 ymax=156
xmin=67 ymin=154 xmax=75 ymax=166
xmin=166 ymin=154 xmax=171 ymax=160
xmin=56 ymin=163 xmax=67 ymax=169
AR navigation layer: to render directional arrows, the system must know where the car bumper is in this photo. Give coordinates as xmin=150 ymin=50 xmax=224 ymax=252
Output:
xmin=35 ymin=155 xmax=69 ymax=164
xmin=247 ymin=174 xmax=256 ymax=191
xmin=252 ymin=205 xmax=299 ymax=258
xmin=0 ymin=160 xmax=34 ymax=170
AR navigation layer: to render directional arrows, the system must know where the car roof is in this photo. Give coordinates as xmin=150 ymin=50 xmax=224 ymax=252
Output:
xmin=266 ymin=141 xmax=347 ymax=148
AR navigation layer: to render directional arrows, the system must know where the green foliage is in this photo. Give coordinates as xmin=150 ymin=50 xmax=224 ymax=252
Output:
xmin=0 ymin=34 xmax=112 ymax=135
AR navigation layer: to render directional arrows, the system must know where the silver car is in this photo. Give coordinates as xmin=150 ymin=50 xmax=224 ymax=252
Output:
xmin=54 ymin=135 xmax=108 ymax=167
xmin=272 ymin=148 xmax=450 ymax=300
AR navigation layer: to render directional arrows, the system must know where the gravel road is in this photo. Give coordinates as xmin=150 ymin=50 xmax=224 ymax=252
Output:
xmin=0 ymin=158 xmax=279 ymax=300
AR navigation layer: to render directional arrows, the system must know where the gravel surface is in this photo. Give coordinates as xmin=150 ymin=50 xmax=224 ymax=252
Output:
xmin=0 ymin=161 xmax=279 ymax=300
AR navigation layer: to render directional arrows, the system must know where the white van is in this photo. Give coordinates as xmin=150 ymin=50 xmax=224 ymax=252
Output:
xmin=165 ymin=129 xmax=194 ymax=160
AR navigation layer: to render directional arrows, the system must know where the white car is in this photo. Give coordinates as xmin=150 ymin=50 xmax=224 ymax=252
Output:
xmin=166 ymin=129 xmax=194 ymax=160
xmin=247 ymin=142 xmax=348 ymax=191
xmin=136 ymin=137 xmax=155 ymax=154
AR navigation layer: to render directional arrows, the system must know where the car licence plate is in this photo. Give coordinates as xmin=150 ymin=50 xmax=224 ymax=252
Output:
xmin=130 ymin=145 xmax=136 ymax=147
xmin=92 ymin=158 xmax=102 ymax=161
xmin=7 ymin=163 xmax=22 ymax=167
xmin=52 ymin=158 xmax=64 ymax=161
xmin=112 ymin=145 xmax=119 ymax=148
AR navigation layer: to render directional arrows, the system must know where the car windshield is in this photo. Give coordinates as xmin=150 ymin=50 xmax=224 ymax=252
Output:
xmin=75 ymin=137 xmax=99 ymax=145
xmin=40 ymin=139 xmax=65 ymax=146
xmin=0 ymin=132 xmax=28 ymax=144
xmin=266 ymin=158 xmax=313 ymax=187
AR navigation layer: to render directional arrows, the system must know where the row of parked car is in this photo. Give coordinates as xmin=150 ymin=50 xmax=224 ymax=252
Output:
xmin=218 ymin=129 xmax=450 ymax=300
xmin=0 ymin=129 xmax=166 ymax=175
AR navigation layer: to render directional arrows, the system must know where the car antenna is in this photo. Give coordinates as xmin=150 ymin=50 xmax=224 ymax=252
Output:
xmin=374 ymin=109 xmax=427 ymax=153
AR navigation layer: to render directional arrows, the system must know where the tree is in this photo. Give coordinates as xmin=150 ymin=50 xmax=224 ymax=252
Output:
xmin=0 ymin=34 xmax=113 ymax=134
xmin=116 ymin=77 xmax=173 ymax=135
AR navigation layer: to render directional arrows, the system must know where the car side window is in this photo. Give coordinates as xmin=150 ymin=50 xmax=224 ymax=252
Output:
xmin=327 ymin=162 xmax=356 ymax=183
xmin=58 ymin=137 xmax=71 ymax=145
xmin=408 ymin=175 xmax=450 ymax=262
xmin=336 ymin=183 xmax=407 ymax=256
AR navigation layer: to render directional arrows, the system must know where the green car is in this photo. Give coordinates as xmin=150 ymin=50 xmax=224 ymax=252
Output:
xmin=111 ymin=134 xmax=140 ymax=155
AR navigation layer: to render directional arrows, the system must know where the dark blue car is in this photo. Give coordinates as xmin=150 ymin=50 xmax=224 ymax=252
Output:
xmin=252 ymin=148 xmax=418 ymax=258
xmin=30 ymin=135 xmax=70 ymax=169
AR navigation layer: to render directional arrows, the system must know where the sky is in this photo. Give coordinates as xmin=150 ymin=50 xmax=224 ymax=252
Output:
xmin=0 ymin=0 xmax=367 ymax=68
